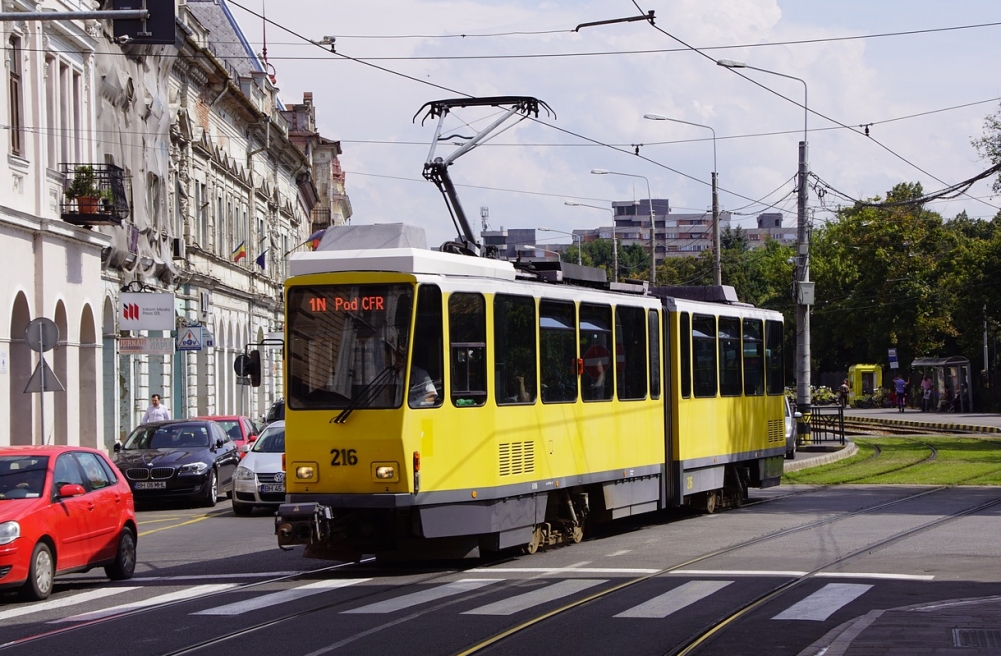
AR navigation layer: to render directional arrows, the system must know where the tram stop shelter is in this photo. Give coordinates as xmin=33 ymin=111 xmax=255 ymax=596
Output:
xmin=847 ymin=364 xmax=882 ymax=405
xmin=911 ymin=356 xmax=973 ymax=413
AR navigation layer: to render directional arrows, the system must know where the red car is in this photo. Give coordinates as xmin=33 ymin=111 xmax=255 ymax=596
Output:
xmin=194 ymin=416 xmax=260 ymax=457
xmin=0 ymin=445 xmax=137 ymax=601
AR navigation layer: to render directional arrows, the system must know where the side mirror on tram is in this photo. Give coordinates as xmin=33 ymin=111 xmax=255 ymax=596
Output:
xmin=248 ymin=349 xmax=262 ymax=387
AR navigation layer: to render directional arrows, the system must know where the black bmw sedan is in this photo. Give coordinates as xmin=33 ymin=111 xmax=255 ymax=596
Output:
xmin=113 ymin=420 xmax=240 ymax=507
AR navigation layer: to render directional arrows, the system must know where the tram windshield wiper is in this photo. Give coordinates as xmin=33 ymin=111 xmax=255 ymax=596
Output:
xmin=332 ymin=365 xmax=397 ymax=424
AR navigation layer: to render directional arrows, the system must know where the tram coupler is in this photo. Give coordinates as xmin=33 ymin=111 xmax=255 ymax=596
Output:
xmin=276 ymin=502 xmax=333 ymax=548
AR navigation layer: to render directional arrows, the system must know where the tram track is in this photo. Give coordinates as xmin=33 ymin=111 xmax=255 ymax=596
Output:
xmin=453 ymin=484 xmax=970 ymax=655
xmin=673 ymin=491 xmax=1001 ymax=656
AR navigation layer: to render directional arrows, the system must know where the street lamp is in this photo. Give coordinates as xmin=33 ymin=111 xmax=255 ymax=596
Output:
xmin=643 ymin=113 xmax=720 ymax=285
xmin=717 ymin=57 xmax=812 ymax=443
xmin=590 ymin=169 xmax=657 ymax=285
xmin=538 ymin=226 xmax=581 ymax=265
xmin=565 ymin=201 xmax=616 ymax=281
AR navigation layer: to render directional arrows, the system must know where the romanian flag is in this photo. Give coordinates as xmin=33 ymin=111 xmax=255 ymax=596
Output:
xmin=232 ymin=241 xmax=247 ymax=262
xmin=307 ymin=228 xmax=326 ymax=250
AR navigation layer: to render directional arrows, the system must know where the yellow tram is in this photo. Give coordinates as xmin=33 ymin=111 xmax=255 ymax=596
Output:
xmin=267 ymin=224 xmax=786 ymax=560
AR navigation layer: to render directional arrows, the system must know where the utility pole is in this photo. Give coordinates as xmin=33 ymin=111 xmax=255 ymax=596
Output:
xmin=711 ymin=172 xmax=720 ymax=285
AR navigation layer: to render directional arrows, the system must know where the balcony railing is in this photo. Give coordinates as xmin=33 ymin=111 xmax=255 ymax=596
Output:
xmin=60 ymin=163 xmax=130 ymax=227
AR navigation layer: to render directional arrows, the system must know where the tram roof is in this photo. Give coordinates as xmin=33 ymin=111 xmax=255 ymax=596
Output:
xmin=289 ymin=247 xmax=518 ymax=281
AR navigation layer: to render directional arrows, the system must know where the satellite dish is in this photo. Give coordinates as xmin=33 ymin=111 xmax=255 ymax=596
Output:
xmin=25 ymin=318 xmax=59 ymax=353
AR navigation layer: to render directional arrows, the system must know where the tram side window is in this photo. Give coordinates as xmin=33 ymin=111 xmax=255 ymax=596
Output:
xmin=540 ymin=300 xmax=578 ymax=403
xmin=649 ymin=309 xmax=661 ymax=400
xmin=580 ymin=303 xmax=614 ymax=401
xmin=718 ymin=316 xmax=742 ymax=397
xmin=449 ymin=293 xmax=487 ymax=407
xmin=494 ymin=294 xmax=537 ymax=405
xmin=743 ymin=319 xmax=765 ymax=396
xmin=692 ymin=314 xmax=718 ymax=398
xmin=680 ymin=312 xmax=691 ymax=398
xmin=409 ymin=285 xmax=445 ymax=409
xmin=616 ymin=306 xmax=647 ymax=401
xmin=765 ymin=319 xmax=784 ymax=395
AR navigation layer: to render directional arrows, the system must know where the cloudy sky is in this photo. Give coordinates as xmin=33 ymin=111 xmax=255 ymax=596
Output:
xmin=227 ymin=0 xmax=1001 ymax=250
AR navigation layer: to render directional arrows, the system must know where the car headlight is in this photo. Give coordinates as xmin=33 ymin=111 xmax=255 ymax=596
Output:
xmin=0 ymin=521 xmax=20 ymax=546
xmin=235 ymin=467 xmax=255 ymax=480
xmin=178 ymin=462 xmax=210 ymax=475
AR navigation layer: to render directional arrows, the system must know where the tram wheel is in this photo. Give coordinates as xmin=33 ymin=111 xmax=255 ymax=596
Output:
xmin=704 ymin=490 xmax=719 ymax=514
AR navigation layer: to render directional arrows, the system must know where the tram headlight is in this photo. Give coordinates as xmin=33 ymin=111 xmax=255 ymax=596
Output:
xmin=295 ymin=465 xmax=315 ymax=480
xmin=372 ymin=462 xmax=399 ymax=482
xmin=375 ymin=466 xmax=395 ymax=480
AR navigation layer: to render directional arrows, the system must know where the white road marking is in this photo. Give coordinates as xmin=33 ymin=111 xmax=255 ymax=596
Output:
xmin=0 ymin=587 xmax=139 ymax=621
xmin=468 ymin=567 xmax=659 ymax=574
xmin=193 ymin=579 xmax=370 ymax=616
xmin=606 ymin=550 xmax=632 ymax=557
xmin=462 ymin=579 xmax=606 ymax=616
xmin=342 ymin=579 xmax=502 ymax=614
xmin=50 ymin=584 xmax=236 ymax=623
xmin=131 ymin=571 xmax=304 ymax=582
xmin=671 ymin=569 xmax=809 ymax=577
xmin=772 ymin=583 xmax=873 ymax=621
xmin=814 ymin=572 xmax=935 ymax=581
xmin=615 ymin=580 xmax=733 ymax=619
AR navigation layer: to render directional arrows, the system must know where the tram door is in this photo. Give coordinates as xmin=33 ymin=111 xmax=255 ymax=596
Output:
xmin=659 ymin=308 xmax=674 ymax=508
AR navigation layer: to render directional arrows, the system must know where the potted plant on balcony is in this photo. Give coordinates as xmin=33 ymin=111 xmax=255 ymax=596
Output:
xmin=65 ymin=165 xmax=101 ymax=214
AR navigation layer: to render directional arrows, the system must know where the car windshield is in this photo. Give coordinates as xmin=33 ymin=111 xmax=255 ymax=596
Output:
xmin=287 ymin=284 xmax=413 ymax=410
xmin=123 ymin=424 xmax=211 ymax=449
xmin=0 ymin=455 xmax=49 ymax=500
xmin=214 ymin=420 xmax=243 ymax=442
xmin=252 ymin=426 xmax=285 ymax=453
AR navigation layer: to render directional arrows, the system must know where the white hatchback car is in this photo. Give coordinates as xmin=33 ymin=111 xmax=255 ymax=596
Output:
xmin=232 ymin=420 xmax=285 ymax=516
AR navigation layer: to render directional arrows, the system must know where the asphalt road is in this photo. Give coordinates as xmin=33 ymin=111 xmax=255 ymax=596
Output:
xmin=2 ymin=485 xmax=1000 ymax=656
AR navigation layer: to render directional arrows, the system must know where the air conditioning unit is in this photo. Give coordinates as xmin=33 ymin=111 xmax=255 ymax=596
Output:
xmin=172 ymin=237 xmax=186 ymax=260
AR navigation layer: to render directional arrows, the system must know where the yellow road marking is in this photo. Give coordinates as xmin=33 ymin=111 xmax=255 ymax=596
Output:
xmin=138 ymin=509 xmax=230 ymax=537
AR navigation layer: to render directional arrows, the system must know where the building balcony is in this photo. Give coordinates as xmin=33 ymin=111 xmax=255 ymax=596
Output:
xmin=60 ymin=163 xmax=130 ymax=227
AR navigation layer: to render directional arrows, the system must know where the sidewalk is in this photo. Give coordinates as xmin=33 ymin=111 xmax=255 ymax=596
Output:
xmin=843 ymin=406 xmax=1001 ymax=434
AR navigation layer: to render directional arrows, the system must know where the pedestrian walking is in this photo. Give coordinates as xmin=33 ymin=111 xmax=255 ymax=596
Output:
xmin=892 ymin=374 xmax=906 ymax=413
xmin=142 ymin=393 xmax=171 ymax=423
xmin=839 ymin=378 xmax=850 ymax=408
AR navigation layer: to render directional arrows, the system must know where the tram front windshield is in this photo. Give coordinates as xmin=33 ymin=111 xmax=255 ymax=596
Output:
xmin=287 ymin=284 xmax=414 ymax=410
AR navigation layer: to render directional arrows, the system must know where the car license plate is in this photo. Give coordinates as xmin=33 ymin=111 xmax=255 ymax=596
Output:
xmin=134 ymin=481 xmax=167 ymax=490
xmin=259 ymin=483 xmax=285 ymax=493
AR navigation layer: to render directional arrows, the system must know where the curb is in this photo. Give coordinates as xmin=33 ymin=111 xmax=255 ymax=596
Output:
xmin=847 ymin=415 xmax=1000 ymax=434
xmin=784 ymin=442 xmax=857 ymax=473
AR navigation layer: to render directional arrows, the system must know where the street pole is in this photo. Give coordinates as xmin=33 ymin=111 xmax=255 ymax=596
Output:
xmin=717 ymin=58 xmax=811 ymax=443
xmin=590 ymin=170 xmax=655 ymax=285
xmin=642 ymin=114 xmax=719 ymax=285
xmin=565 ymin=201 xmax=616 ymax=280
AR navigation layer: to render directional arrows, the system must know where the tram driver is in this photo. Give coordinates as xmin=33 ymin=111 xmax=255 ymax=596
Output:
xmin=408 ymin=364 xmax=438 ymax=407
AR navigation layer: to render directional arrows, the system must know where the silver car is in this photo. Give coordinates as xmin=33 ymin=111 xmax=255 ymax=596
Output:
xmin=232 ymin=420 xmax=285 ymax=515
xmin=785 ymin=397 xmax=801 ymax=459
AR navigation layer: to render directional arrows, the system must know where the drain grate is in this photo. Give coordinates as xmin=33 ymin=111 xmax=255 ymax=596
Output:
xmin=953 ymin=628 xmax=1001 ymax=648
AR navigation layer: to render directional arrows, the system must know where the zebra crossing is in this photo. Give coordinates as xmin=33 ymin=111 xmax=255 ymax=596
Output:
xmin=12 ymin=573 xmax=897 ymax=626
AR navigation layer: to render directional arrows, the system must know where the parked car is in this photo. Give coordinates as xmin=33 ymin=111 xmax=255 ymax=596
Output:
xmin=232 ymin=421 xmax=285 ymax=516
xmin=194 ymin=415 xmax=259 ymax=458
xmin=263 ymin=399 xmax=284 ymax=426
xmin=0 ymin=445 xmax=137 ymax=601
xmin=785 ymin=397 xmax=802 ymax=459
xmin=113 ymin=420 xmax=240 ymax=507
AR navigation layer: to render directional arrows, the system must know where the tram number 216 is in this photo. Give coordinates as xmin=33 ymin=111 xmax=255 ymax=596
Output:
xmin=330 ymin=448 xmax=359 ymax=466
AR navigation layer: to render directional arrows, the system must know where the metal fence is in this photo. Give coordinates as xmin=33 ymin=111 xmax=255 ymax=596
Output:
xmin=794 ymin=402 xmax=846 ymax=445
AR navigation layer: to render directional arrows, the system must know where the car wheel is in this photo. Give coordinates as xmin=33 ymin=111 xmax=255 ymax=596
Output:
xmin=22 ymin=542 xmax=55 ymax=601
xmin=785 ymin=446 xmax=796 ymax=460
xmin=232 ymin=502 xmax=253 ymax=516
xmin=105 ymin=527 xmax=137 ymax=581
xmin=201 ymin=470 xmax=218 ymax=508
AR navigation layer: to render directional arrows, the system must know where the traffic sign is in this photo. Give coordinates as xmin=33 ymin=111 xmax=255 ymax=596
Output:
xmin=24 ymin=358 xmax=65 ymax=393
xmin=583 ymin=344 xmax=610 ymax=380
xmin=25 ymin=318 xmax=59 ymax=353
xmin=176 ymin=326 xmax=203 ymax=351
xmin=234 ymin=354 xmax=251 ymax=377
